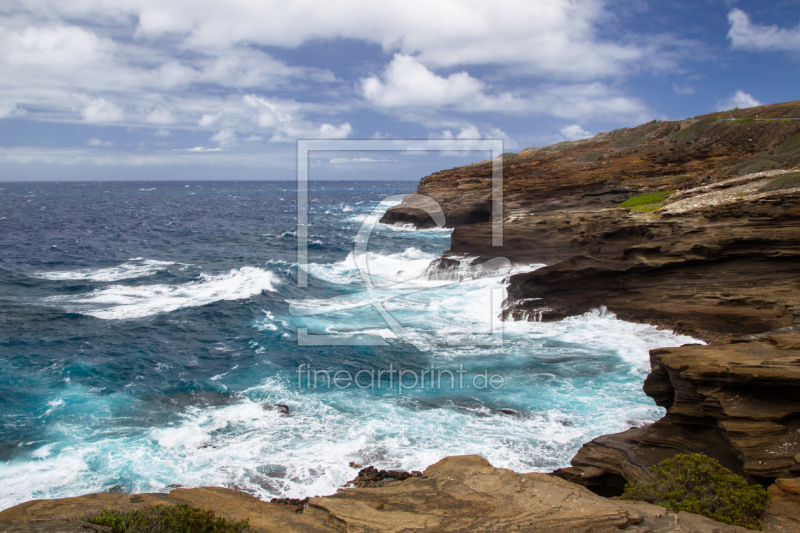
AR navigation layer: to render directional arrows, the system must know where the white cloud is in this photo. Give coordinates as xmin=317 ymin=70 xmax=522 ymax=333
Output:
xmin=0 ymin=102 xmax=26 ymax=118
xmin=363 ymin=54 xmax=485 ymax=108
xmin=1 ymin=25 xmax=114 ymax=72
xmin=429 ymin=125 xmax=509 ymax=141
xmin=183 ymin=147 xmax=223 ymax=152
xmin=80 ymin=96 xmax=123 ymax=123
xmin=362 ymin=54 xmax=528 ymax=113
xmin=198 ymin=114 xmax=219 ymax=127
xmin=0 ymin=146 xmax=293 ymax=168
xmin=114 ymin=0 xmax=650 ymax=78
xmin=716 ymin=90 xmax=762 ymax=111
xmin=728 ymin=8 xmax=800 ymax=52
xmin=210 ymin=128 xmax=236 ymax=147
xmin=244 ymin=94 xmax=352 ymax=141
xmin=317 ymin=122 xmax=353 ymax=139
xmin=153 ymin=128 xmax=170 ymax=136
xmin=329 ymin=157 xmax=399 ymax=164
xmin=87 ymin=137 xmax=113 ymax=146
xmin=560 ymin=124 xmax=592 ymax=141
xmin=673 ymin=84 xmax=695 ymax=95
xmin=0 ymin=0 xmax=685 ymax=149
xmin=146 ymin=108 xmax=176 ymax=124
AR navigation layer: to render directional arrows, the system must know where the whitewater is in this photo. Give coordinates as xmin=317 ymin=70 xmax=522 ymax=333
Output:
xmin=0 ymin=181 xmax=697 ymax=510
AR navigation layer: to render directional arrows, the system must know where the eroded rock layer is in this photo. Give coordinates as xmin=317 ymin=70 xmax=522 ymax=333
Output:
xmin=555 ymin=329 xmax=800 ymax=495
xmin=382 ymin=101 xmax=800 ymax=340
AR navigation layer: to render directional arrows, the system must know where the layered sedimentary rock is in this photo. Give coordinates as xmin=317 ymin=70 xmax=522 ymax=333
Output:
xmin=382 ymin=101 xmax=800 ymax=341
xmin=0 ymin=455 xmax=750 ymax=533
xmin=377 ymin=100 xmax=800 ymax=525
xmin=555 ymin=329 xmax=800 ymax=495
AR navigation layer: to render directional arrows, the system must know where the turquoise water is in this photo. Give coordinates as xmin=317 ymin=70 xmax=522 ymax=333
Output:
xmin=0 ymin=181 xmax=696 ymax=509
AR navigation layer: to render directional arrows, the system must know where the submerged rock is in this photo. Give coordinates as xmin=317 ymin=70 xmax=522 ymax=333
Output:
xmin=263 ymin=404 xmax=290 ymax=416
xmin=345 ymin=465 xmax=422 ymax=488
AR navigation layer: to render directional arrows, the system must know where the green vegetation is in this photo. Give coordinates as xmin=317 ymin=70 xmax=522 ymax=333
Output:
xmin=729 ymin=133 xmax=800 ymax=175
xmin=612 ymin=135 xmax=646 ymax=148
xmin=621 ymin=454 xmax=770 ymax=530
xmin=672 ymin=116 xmax=722 ymax=143
xmin=551 ymin=141 xmax=574 ymax=152
xmin=765 ymin=119 xmax=775 ymax=123
xmin=737 ymin=117 xmax=755 ymax=124
xmin=577 ymin=151 xmax=605 ymax=163
xmin=758 ymin=172 xmax=800 ymax=193
xmin=501 ymin=152 xmax=518 ymax=161
xmin=728 ymin=157 xmax=780 ymax=175
xmin=607 ymin=127 xmax=629 ymax=139
xmin=619 ymin=190 xmax=675 ymax=211
xmin=82 ymin=504 xmax=253 ymax=533
xmin=780 ymin=119 xmax=791 ymax=124
xmin=641 ymin=120 xmax=661 ymax=133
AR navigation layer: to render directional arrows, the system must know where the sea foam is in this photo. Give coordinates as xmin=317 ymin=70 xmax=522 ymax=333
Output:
xmin=46 ymin=266 xmax=278 ymax=319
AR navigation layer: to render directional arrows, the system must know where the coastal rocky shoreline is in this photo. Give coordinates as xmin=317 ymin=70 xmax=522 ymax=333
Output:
xmin=4 ymin=100 xmax=800 ymax=531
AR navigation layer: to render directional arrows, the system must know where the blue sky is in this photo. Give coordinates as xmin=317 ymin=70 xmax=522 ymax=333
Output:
xmin=0 ymin=0 xmax=798 ymax=181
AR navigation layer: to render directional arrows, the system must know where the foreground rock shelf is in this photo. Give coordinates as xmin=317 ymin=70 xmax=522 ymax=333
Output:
xmin=0 ymin=455 xmax=757 ymax=532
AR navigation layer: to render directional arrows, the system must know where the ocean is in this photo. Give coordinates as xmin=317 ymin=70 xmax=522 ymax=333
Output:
xmin=0 ymin=180 xmax=696 ymax=509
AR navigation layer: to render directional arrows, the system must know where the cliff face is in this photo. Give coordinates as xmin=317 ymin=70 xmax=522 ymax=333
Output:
xmin=382 ymin=100 xmax=800 ymax=341
xmin=554 ymin=329 xmax=800 ymax=497
xmin=380 ymin=100 xmax=800 ymax=507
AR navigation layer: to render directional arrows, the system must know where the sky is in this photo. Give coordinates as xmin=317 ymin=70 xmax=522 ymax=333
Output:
xmin=0 ymin=0 xmax=799 ymax=181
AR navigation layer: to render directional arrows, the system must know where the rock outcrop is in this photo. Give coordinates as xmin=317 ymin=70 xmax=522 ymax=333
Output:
xmin=0 ymin=455 xmax=751 ymax=533
xmin=382 ymin=101 xmax=800 ymax=341
xmin=555 ymin=329 xmax=800 ymax=494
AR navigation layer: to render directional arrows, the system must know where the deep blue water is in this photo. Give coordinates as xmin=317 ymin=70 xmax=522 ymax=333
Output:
xmin=0 ymin=181 xmax=695 ymax=509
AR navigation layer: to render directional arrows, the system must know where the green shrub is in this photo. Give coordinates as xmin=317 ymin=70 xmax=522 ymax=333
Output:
xmin=765 ymin=119 xmax=775 ymax=123
xmin=613 ymin=135 xmax=646 ymax=148
xmin=758 ymin=172 xmax=800 ymax=193
xmin=82 ymin=504 xmax=253 ymax=533
xmin=619 ymin=190 xmax=675 ymax=210
xmin=780 ymin=119 xmax=791 ymax=124
xmin=621 ymin=454 xmax=770 ymax=530
xmin=737 ymin=117 xmax=755 ymax=124
xmin=577 ymin=151 xmax=605 ymax=162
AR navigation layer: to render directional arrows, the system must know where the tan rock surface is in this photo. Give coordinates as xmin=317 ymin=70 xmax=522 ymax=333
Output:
xmin=0 ymin=455 xmax=751 ymax=532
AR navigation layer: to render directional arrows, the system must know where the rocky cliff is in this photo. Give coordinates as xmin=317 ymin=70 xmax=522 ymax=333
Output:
xmin=379 ymin=100 xmax=800 ymax=523
xmin=382 ymin=100 xmax=800 ymax=342
xmin=554 ymin=329 xmax=800 ymax=494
